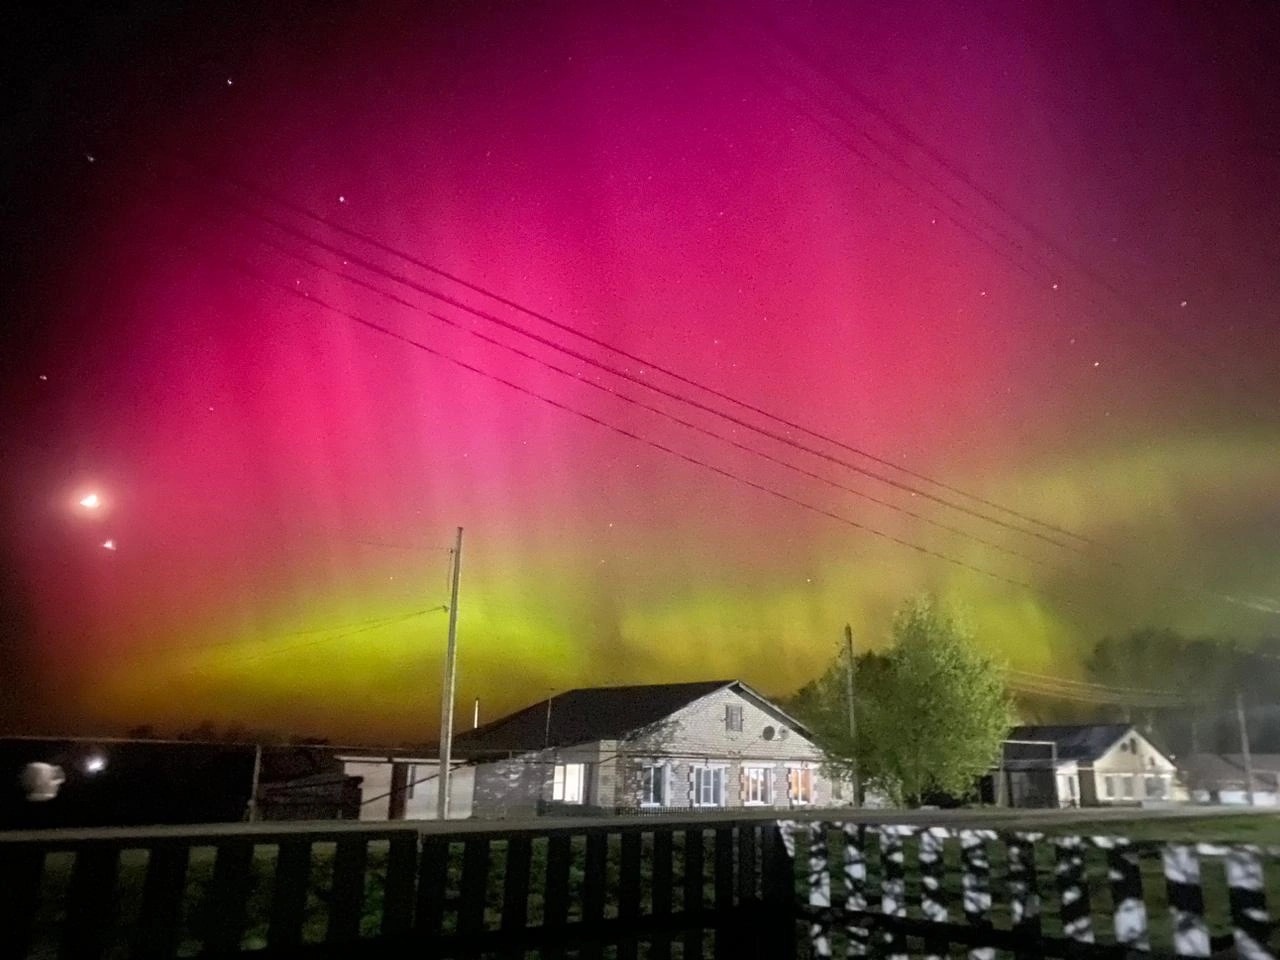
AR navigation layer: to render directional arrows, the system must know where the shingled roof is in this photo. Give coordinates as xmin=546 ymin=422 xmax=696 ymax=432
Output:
xmin=453 ymin=680 xmax=787 ymax=756
xmin=1006 ymin=724 xmax=1135 ymax=763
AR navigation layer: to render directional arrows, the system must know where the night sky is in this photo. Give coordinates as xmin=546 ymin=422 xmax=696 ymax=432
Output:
xmin=4 ymin=1 xmax=1278 ymax=742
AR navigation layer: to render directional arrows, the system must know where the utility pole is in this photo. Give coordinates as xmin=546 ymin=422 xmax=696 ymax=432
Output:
xmin=843 ymin=624 xmax=860 ymax=807
xmin=245 ymin=743 xmax=263 ymax=822
xmin=1236 ymin=691 xmax=1256 ymax=807
xmin=436 ymin=527 xmax=463 ymax=821
xmin=473 ymin=697 xmax=480 ymax=730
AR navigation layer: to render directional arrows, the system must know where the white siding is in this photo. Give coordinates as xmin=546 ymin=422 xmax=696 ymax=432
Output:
xmin=1090 ymin=730 xmax=1177 ymax=804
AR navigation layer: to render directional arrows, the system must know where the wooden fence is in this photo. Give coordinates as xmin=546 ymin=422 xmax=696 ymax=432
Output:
xmin=2 ymin=816 xmax=1278 ymax=959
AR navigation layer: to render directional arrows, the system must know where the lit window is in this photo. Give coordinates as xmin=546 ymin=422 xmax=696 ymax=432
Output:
xmin=788 ymin=767 xmax=813 ymax=805
xmin=725 ymin=705 xmax=744 ymax=732
xmin=553 ymin=763 xmax=586 ymax=803
xmin=641 ymin=765 xmax=666 ymax=807
xmin=743 ymin=767 xmax=772 ymax=805
xmin=694 ymin=767 xmax=724 ymax=807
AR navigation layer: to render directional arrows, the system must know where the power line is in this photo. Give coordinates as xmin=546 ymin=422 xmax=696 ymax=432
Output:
xmin=237 ymin=223 xmax=1058 ymax=571
xmin=210 ymin=249 xmax=1032 ymax=589
xmin=755 ymin=17 xmax=1271 ymax=388
xmin=170 ymin=154 xmax=1092 ymax=549
xmin=187 ymin=169 xmax=1087 ymax=559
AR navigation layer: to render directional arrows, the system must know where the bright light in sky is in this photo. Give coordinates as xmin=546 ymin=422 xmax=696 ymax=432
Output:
xmin=84 ymin=754 xmax=107 ymax=774
xmin=102 ymin=539 xmax=117 ymax=551
xmin=79 ymin=493 xmax=102 ymax=509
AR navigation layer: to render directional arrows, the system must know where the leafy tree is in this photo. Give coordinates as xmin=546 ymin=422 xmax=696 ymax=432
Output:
xmin=792 ymin=596 xmax=1013 ymax=806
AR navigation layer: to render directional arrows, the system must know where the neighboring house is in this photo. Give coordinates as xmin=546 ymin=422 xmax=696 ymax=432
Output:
xmin=999 ymin=724 xmax=1180 ymax=807
xmin=452 ymin=680 xmax=852 ymax=818
xmin=338 ymin=755 xmax=474 ymax=820
xmin=1180 ymin=753 xmax=1280 ymax=806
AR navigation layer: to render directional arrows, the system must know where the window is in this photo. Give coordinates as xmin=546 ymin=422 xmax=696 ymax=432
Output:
xmin=1129 ymin=737 xmax=1138 ymax=754
xmin=553 ymin=763 xmax=586 ymax=803
xmin=1102 ymin=774 xmax=1117 ymax=799
xmin=788 ymin=767 xmax=813 ymax=805
xmin=641 ymin=764 xmax=666 ymax=807
xmin=832 ymin=778 xmax=844 ymax=801
xmin=1145 ymin=775 xmax=1167 ymax=800
xmin=725 ymin=704 xmax=744 ymax=732
xmin=1121 ymin=775 xmax=1134 ymax=799
xmin=744 ymin=766 xmax=772 ymax=805
xmin=694 ymin=767 xmax=725 ymax=807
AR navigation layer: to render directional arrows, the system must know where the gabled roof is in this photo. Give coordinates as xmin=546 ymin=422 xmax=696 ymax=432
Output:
xmin=1006 ymin=724 xmax=1137 ymax=763
xmin=454 ymin=680 xmax=801 ymax=756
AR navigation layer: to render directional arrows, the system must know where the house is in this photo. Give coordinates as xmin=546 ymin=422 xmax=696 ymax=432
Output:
xmin=1180 ymin=753 xmax=1280 ymax=806
xmin=998 ymin=724 xmax=1180 ymax=807
xmin=451 ymin=679 xmax=852 ymax=818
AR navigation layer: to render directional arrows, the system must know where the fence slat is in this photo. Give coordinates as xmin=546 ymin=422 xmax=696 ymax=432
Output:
xmin=762 ymin=823 xmax=798 ymax=960
xmin=616 ymin=831 xmax=642 ymax=960
xmin=0 ymin=846 xmax=44 ymax=960
xmin=201 ymin=839 xmax=254 ymax=955
xmin=1225 ymin=847 xmax=1271 ymax=960
xmin=737 ymin=824 xmax=758 ymax=905
xmin=650 ymin=829 xmax=674 ymax=960
xmin=652 ymin=830 xmax=674 ymax=915
xmin=918 ymin=827 xmax=949 ymax=960
xmin=1105 ymin=839 xmax=1149 ymax=950
xmin=1053 ymin=835 xmax=1094 ymax=946
xmin=326 ymin=837 xmax=369 ymax=943
xmin=842 ymin=822 xmax=870 ymax=958
xmin=267 ymin=839 xmax=312 ymax=947
xmin=961 ymin=829 xmax=995 ymax=960
xmin=682 ymin=828 xmax=706 ymax=960
xmin=457 ymin=836 xmax=491 ymax=936
xmin=1006 ymin=833 xmax=1041 ymax=960
xmin=415 ymin=837 xmax=450 ymax=937
xmin=59 ymin=845 xmax=120 ymax=960
xmin=582 ymin=831 xmax=608 ymax=922
xmin=500 ymin=836 xmax=533 ymax=932
xmin=543 ymin=833 xmax=572 ymax=928
xmin=133 ymin=843 xmax=190 ymax=960
xmin=1163 ymin=844 xmax=1210 ymax=957
xmin=381 ymin=833 xmax=419 ymax=936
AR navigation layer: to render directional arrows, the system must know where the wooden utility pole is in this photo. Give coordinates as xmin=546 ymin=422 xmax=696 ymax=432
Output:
xmin=436 ymin=527 xmax=463 ymax=821
xmin=1236 ymin=691 xmax=1256 ymax=807
xmin=844 ymin=624 xmax=860 ymax=807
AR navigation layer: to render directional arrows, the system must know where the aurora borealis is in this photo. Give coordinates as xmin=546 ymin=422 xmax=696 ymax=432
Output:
xmin=4 ymin=1 xmax=1278 ymax=742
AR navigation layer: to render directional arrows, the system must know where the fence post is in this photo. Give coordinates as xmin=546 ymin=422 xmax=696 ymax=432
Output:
xmin=1224 ymin=847 xmax=1271 ymax=960
xmin=960 ymin=829 xmax=995 ymax=960
xmin=918 ymin=827 xmax=949 ymax=960
xmin=807 ymin=821 xmax=833 ymax=960
xmin=1103 ymin=838 xmax=1149 ymax=950
xmin=1005 ymin=833 xmax=1041 ymax=960
xmin=841 ymin=822 xmax=870 ymax=958
xmin=1163 ymin=844 xmax=1210 ymax=957
xmin=762 ymin=822 xmax=798 ymax=960
xmin=879 ymin=826 xmax=910 ymax=960
xmin=1053 ymin=835 xmax=1094 ymax=945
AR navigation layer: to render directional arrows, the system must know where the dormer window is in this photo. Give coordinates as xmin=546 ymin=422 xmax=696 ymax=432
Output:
xmin=725 ymin=704 xmax=744 ymax=732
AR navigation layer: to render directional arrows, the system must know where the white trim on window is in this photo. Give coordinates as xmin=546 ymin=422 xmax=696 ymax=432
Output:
xmin=640 ymin=762 xmax=668 ymax=807
xmin=693 ymin=765 xmax=726 ymax=807
xmin=743 ymin=766 xmax=773 ymax=806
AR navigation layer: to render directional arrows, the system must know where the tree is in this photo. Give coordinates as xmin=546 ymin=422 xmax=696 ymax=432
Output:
xmin=791 ymin=597 xmax=1013 ymax=806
